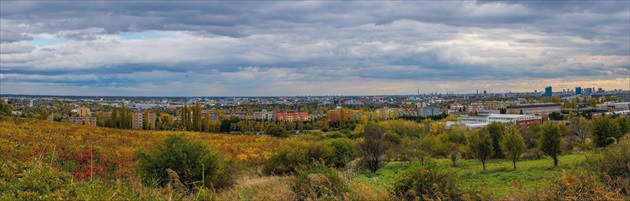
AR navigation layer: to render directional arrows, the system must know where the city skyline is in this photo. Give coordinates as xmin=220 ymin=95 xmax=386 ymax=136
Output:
xmin=1 ymin=1 xmax=629 ymax=96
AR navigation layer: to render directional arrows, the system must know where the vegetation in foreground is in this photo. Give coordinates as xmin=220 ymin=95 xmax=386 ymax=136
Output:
xmin=1 ymin=115 xmax=629 ymax=200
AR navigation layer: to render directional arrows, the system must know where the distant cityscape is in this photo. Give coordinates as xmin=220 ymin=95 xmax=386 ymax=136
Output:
xmin=1 ymin=86 xmax=628 ymax=134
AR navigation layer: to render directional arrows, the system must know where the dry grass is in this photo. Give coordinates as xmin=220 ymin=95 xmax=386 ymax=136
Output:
xmin=216 ymin=173 xmax=296 ymax=200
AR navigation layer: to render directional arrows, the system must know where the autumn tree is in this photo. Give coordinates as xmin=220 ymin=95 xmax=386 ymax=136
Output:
xmin=467 ymin=129 xmax=494 ymax=170
xmin=539 ymin=122 xmax=562 ymax=166
xmin=357 ymin=123 xmax=388 ymax=172
xmin=38 ymin=107 xmax=49 ymax=120
xmin=193 ymin=103 xmax=202 ymax=131
xmin=339 ymin=107 xmax=347 ymax=129
xmin=159 ymin=113 xmax=173 ymax=129
xmin=203 ymin=110 xmax=210 ymax=132
xmin=588 ymin=98 xmax=599 ymax=107
xmin=501 ymin=125 xmax=526 ymax=169
xmin=551 ymin=96 xmax=561 ymax=104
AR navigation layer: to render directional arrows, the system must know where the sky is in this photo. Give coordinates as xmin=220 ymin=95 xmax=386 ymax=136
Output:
xmin=1 ymin=1 xmax=629 ymax=96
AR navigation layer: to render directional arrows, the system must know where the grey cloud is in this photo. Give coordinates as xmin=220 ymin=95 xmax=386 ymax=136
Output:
xmin=0 ymin=1 xmax=628 ymax=95
xmin=0 ymin=41 xmax=36 ymax=54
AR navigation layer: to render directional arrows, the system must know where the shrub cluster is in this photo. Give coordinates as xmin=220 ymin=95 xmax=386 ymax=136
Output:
xmin=135 ymin=134 xmax=235 ymax=191
xmin=264 ymin=138 xmax=334 ymax=174
xmin=393 ymin=160 xmax=461 ymax=201
xmin=265 ymin=137 xmax=358 ymax=175
xmin=587 ymin=138 xmax=630 ymax=195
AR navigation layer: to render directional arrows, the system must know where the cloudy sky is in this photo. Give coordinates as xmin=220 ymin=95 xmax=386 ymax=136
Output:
xmin=1 ymin=1 xmax=628 ymax=96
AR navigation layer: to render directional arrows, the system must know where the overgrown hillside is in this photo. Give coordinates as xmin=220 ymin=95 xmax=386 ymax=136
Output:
xmin=1 ymin=116 xmax=628 ymax=200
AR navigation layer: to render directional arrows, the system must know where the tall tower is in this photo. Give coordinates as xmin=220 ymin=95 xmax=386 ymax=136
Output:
xmin=544 ymin=86 xmax=552 ymax=97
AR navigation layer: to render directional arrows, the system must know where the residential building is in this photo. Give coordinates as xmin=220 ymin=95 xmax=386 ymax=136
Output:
xmin=68 ymin=117 xmax=97 ymax=126
xmin=132 ymin=112 xmax=144 ymax=130
xmin=146 ymin=112 xmax=157 ymax=129
xmin=76 ymin=107 xmax=91 ymax=117
xmin=253 ymin=109 xmax=275 ymax=121
xmin=422 ymin=106 xmax=440 ymax=117
xmin=506 ymin=103 xmax=561 ymax=115
xmin=276 ymin=111 xmax=309 ymax=122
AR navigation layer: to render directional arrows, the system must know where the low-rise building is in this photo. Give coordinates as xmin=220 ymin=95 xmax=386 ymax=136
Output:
xmin=506 ymin=103 xmax=561 ymax=115
xmin=277 ymin=111 xmax=309 ymax=122
xmin=253 ymin=109 xmax=275 ymax=121
xmin=459 ymin=114 xmax=541 ymax=128
xmin=483 ymin=101 xmax=512 ymax=110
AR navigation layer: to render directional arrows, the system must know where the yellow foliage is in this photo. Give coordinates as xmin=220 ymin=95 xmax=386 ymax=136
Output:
xmin=0 ymin=116 xmax=282 ymax=179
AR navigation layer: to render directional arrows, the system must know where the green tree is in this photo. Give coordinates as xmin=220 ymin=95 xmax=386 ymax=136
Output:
xmin=539 ymin=122 xmax=562 ymax=166
xmin=591 ymin=115 xmax=620 ymax=147
xmin=467 ymin=129 xmax=494 ymax=170
xmin=485 ymin=122 xmax=505 ymax=158
xmin=615 ymin=116 xmax=629 ymax=143
xmin=501 ymin=125 xmax=526 ymax=169
xmin=326 ymin=138 xmax=357 ymax=168
xmin=0 ymin=102 xmax=12 ymax=116
xmin=108 ymin=107 xmax=118 ymax=128
xmin=181 ymin=105 xmax=191 ymax=130
xmin=267 ymin=124 xmax=288 ymax=137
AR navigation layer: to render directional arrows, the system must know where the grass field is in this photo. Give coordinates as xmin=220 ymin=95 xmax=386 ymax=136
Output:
xmin=355 ymin=154 xmax=588 ymax=198
xmin=3 ymin=116 xmax=624 ymax=200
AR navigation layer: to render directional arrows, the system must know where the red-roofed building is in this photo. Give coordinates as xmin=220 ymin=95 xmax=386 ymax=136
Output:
xmin=276 ymin=111 xmax=309 ymax=122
